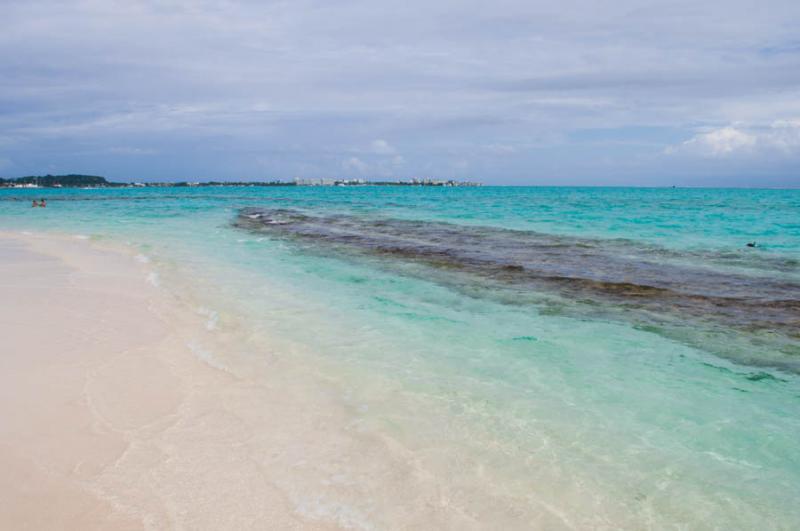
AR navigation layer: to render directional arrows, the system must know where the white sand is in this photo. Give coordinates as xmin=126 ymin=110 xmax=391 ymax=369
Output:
xmin=0 ymin=232 xmax=516 ymax=530
xmin=0 ymin=233 xmax=339 ymax=529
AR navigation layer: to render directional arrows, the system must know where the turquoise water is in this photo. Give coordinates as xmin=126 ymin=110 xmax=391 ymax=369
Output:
xmin=2 ymin=186 xmax=800 ymax=527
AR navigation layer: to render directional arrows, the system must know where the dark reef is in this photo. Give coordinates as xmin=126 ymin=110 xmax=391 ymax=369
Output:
xmin=234 ymin=207 xmax=800 ymax=372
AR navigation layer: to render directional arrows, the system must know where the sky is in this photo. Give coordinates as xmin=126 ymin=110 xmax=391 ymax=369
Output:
xmin=1 ymin=0 xmax=800 ymax=186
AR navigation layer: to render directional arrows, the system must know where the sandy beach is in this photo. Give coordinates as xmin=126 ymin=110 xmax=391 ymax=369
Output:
xmin=4 ymin=0 xmax=800 ymax=527
xmin=3 ymin=213 xmax=798 ymax=530
xmin=0 ymin=232 xmax=508 ymax=530
xmin=0 ymin=233 xmax=342 ymax=529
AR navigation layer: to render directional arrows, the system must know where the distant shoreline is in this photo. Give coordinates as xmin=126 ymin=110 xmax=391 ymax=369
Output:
xmin=0 ymin=174 xmax=482 ymax=189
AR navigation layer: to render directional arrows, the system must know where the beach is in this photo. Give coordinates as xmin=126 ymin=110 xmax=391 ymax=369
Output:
xmin=0 ymin=232 xmax=532 ymax=529
xmin=1 ymin=187 xmax=799 ymax=529
xmin=4 ymin=0 xmax=800 ymax=526
xmin=0 ymin=232 xmax=308 ymax=528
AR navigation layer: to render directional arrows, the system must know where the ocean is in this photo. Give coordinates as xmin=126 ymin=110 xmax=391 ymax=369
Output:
xmin=2 ymin=186 xmax=799 ymax=528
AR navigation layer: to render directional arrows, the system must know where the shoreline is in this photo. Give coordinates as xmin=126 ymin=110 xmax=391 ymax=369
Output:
xmin=0 ymin=232 xmax=341 ymax=528
xmin=4 ymin=227 xmax=796 ymax=528
xmin=0 ymin=231 xmax=516 ymax=529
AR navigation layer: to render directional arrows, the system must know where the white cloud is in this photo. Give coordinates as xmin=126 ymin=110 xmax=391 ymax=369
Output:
xmin=679 ymin=126 xmax=757 ymax=156
xmin=342 ymin=156 xmax=369 ymax=174
xmin=670 ymin=120 xmax=800 ymax=157
xmin=370 ymin=139 xmax=395 ymax=154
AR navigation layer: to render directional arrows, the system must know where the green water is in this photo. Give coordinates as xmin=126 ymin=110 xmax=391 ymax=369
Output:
xmin=2 ymin=186 xmax=799 ymax=528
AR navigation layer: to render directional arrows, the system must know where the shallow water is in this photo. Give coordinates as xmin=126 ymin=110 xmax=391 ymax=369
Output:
xmin=2 ymin=186 xmax=800 ymax=528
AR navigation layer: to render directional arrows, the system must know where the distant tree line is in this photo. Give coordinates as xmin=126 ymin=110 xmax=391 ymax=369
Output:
xmin=0 ymin=174 xmax=120 ymax=187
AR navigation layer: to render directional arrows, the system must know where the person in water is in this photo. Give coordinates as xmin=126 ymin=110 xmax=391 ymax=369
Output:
xmin=39 ymin=199 xmax=46 ymax=207
xmin=32 ymin=200 xmax=39 ymax=207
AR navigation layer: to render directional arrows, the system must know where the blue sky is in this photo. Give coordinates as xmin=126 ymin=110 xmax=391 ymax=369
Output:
xmin=1 ymin=0 xmax=799 ymax=185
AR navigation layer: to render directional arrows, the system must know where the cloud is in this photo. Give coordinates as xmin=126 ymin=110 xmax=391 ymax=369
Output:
xmin=342 ymin=156 xmax=369 ymax=174
xmin=768 ymin=120 xmax=800 ymax=152
xmin=370 ymin=139 xmax=395 ymax=154
xmin=676 ymin=126 xmax=757 ymax=156
xmin=670 ymin=120 xmax=800 ymax=157
xmin=1 ymin=0 xmax=800 ymax=183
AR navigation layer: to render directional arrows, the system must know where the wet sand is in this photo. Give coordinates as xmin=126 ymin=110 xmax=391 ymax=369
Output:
xmin=0 ymin=233 xmax=333 ymax=529
xmin=0 ymin=232 xmax=523 ymax=530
